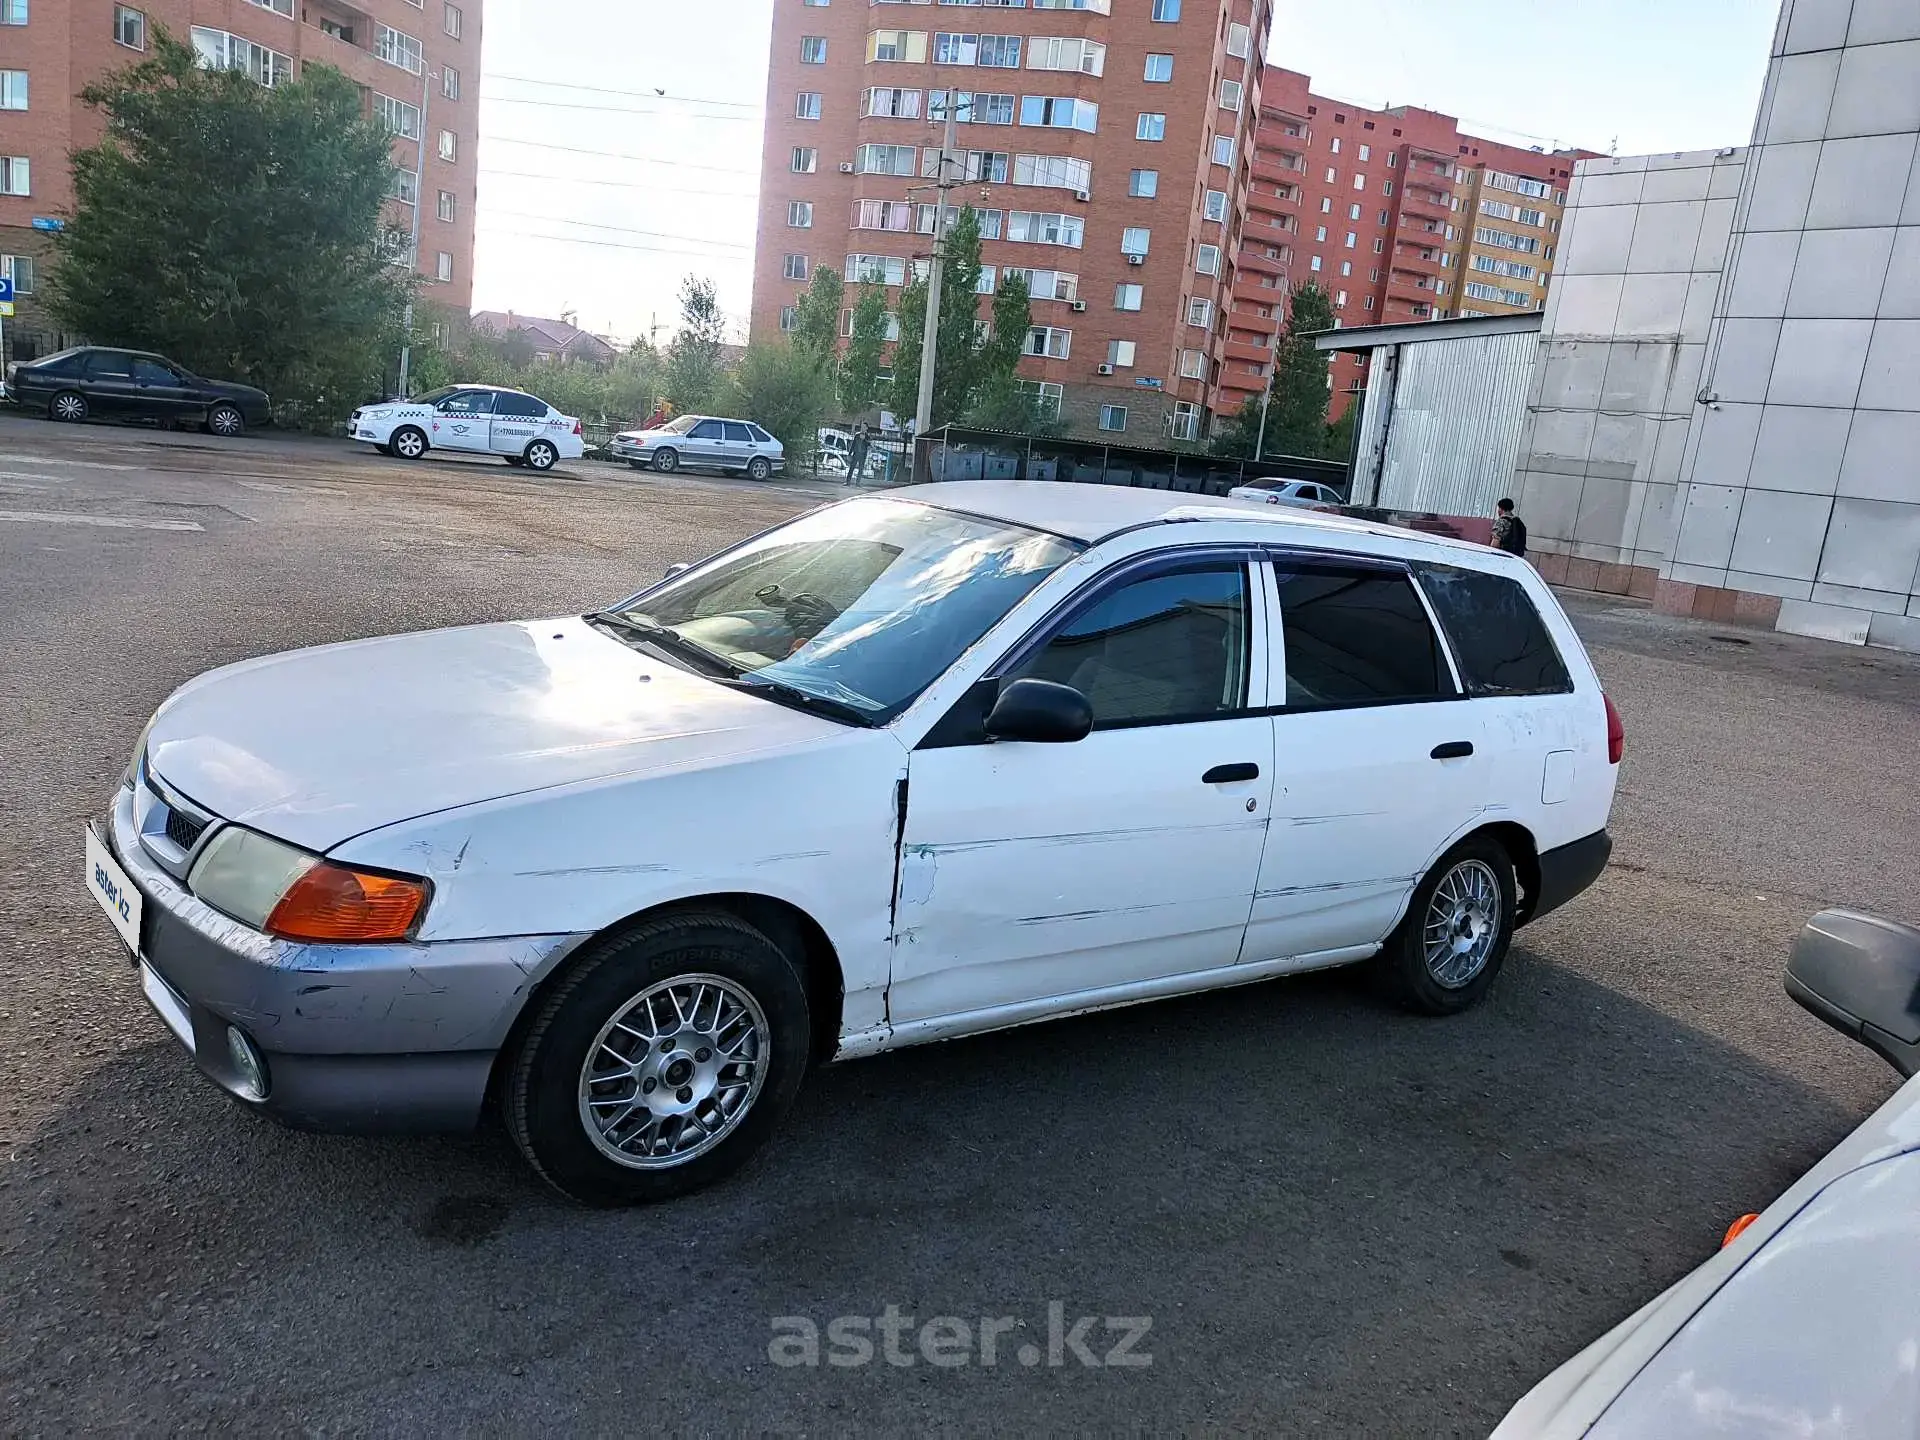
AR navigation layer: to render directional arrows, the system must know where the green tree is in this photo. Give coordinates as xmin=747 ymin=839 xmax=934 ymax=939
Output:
xmin=886 ymin=206 xmax=986 ymax=427
xmin=663 ymin=275 xmax=729 ymax=414
xmin=48 ymin=30 xmax=409 ymax=419
xmin=1325 ymin=398 xmax=1360 ymax=464
xmin=1211 ymin=282 xmax=1337 ymax=460
xmin=791 ymin=267 xmax=844 ymax=360
xmin=838 ymin=282 xmax=890 ymax=417
xmin=724 ymin=340 xmax=835 ymax=466
xmin=964 ymin=273 xmax=1053 ymax=432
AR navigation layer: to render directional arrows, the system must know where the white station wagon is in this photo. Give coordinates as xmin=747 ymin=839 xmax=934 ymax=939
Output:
xmin=86 ymin=484 xmax=1621 ymax=1205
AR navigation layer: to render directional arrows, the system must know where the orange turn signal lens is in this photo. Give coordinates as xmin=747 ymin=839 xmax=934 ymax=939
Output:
xmin=264 ymin=862 xmax=428 ymax=942
xmin=1721 ymin=1212 xmax=1760 ymax=1249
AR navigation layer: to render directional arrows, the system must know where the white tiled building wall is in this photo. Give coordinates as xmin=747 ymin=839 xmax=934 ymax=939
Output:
xmin=1669 ymin=0 xmax=1920 ymax=649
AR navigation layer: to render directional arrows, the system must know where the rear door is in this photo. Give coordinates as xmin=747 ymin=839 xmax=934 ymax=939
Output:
xmin=431 ymin=388 xmax=494 ymax=452
xmin=721 ymin=421 xmax=756 ymax=470
xmin=1241 ymin=554 xmax=1489 ymax=964
xmin=81 ymin=350 xmax=141 ymax=416
xmin=488 ymin=390 xmax=547 ymax=456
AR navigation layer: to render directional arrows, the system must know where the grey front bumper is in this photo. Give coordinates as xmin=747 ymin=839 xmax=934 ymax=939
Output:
xmin=108 ymin=784 xmax=587 ymax=1132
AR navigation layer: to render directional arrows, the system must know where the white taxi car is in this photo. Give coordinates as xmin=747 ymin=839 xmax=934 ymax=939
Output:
xmin=349 ymin=385 xmax=585 ymax=470
xmin=85 ymin=484 xmax=1620 ymax=1205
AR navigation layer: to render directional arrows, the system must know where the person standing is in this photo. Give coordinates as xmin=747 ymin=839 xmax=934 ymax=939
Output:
xmin=847 ymin=424 xmax=870 ymax=487
xmin=1493 ymin=497 xmax=1528 ymax=558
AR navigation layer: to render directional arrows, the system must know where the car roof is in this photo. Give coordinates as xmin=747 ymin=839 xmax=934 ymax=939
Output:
xmin=899 ymin=480 xmax=1488 ymax=555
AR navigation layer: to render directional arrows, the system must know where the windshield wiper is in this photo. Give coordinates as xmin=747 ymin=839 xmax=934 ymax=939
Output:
xmin=582 ymin=610 xmax=731 ymax=673
xmin=719 ymin=676 xmax=876 ymax=728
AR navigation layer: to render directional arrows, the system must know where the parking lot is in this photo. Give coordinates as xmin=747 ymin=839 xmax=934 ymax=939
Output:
xmin=3 ymin=411 xmax=1917 ymax=1434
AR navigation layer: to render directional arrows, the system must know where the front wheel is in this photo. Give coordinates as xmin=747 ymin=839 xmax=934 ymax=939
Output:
xmin=504 ymin=911 xmax=812 ymax=1205
xmin=206 ymin=403 xmax=244 ymax=437
xmin=746 ymin=456 xmax=772 ymax=481
xmin=50 ymin=391 xmax=88 ymax=423
xmin=390 ymin=426 xmax=428 ymax=460
xmin=651 ymin=447 xmax=679 ymax=474
xmin=1370 ymin=835 xmax=1517 ymax=1015
xmin=524 ymin=439 xmax=558 ymax=471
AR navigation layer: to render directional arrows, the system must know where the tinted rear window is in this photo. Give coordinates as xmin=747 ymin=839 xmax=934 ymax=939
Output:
xmin=1414 ymin=562 xmax=1573 ymax=697
xmin=494 ymin=391 xmax=548 ymax=417
xmin=1275 ymin=566 xmax=1449 ymax=708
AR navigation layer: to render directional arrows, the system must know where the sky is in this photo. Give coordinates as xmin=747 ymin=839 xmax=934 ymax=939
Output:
xmin=470 ymin=0 xmax=1781 ymax=345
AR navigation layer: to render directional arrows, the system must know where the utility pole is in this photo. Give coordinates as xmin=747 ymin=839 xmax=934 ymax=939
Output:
xmin=396 ymin=57 xmax=434 ymax=398
xmin=912 ymin=101 xmax=960 ymax=440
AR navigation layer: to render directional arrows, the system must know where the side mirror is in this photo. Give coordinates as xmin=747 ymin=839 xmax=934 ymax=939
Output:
xmin=1787 ymin=908 xmax=1920 ymax=1077
xmin=984 ymin=678 xmax=1092 ymax=744
xmin=664 ymin=562 xmax=691 ymax=580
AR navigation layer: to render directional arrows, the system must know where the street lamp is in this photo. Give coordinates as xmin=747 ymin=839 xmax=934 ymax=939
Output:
xmin=396 ymin=57 xmax=438 ymax=398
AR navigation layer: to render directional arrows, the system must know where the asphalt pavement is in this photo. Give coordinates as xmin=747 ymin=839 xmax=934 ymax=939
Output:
xmin=2 ymin=411 xmax=1917 ymax=1436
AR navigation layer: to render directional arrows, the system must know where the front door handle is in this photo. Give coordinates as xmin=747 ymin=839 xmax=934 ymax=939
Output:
xmin=1430 ymin=741 xmax=1474 ymax=760
xmin=1203 ymin=762 xmax=1260 ymax=784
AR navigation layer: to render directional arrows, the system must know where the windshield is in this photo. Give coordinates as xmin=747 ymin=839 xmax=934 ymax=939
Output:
xmin=661 ymin=414 xmax=702 ymax=434
xmin=412 ymin=386 xmax=459 ymax=405
xmin=606 ymin=497 xmax=1081 ymax=723
xmin=1241 ymin=477 xmax=1298 ymax=492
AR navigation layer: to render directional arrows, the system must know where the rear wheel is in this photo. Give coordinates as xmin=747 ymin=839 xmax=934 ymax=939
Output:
xmin=746 ymin=456 xmax=772 ymax=481
xmin=652 ymin=447 xmax=679 ymax=473
xmin=525 ymin=439 xmax=558 ymax=472
xmin=206 ymin=403 xmax=244 ymax=437
xmin=50 ymin=390 xmax=88 ymax=423
xmin=1370 ymin=834 xmax=1517 ymax=1015
xmin=391 ymin=426 xmax=428 ymax=460
xmin=504 ymin=910 xmax=811 ymax=1205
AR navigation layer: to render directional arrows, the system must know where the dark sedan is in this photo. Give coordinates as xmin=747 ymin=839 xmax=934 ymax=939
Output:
xmin=2 ymin=346 xmax=271 ymax=435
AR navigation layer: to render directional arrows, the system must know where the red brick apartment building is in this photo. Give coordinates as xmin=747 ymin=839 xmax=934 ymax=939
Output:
xmin=1235 ymin=68 xmax=1596 ymax=420
xmin=0 ymin=0 xmax=481 ymax=362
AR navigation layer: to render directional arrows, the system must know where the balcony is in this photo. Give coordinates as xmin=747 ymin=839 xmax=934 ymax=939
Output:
xmin=1231 ymin=273 xmax=1284 ymax=308
xmin=1224 ymin=337 xmax=1270 ymax=368
xmin=1391 ymin=244 xmax=1446 ymax=276
xmin=1236 ymin=248 xmax=1284 ymax=280
xmin=1400 ymin=187 xmax=1451 ymax=219
xmin=1250 ymin=155 xmax=1304 ymax=188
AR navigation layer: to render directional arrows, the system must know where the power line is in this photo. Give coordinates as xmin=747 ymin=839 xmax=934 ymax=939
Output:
xmin=482 ymin=95 xmax=761 ymax=124
xmin=485 ymin=134 xmax=758 ymax=177
xmin=480 ymin=228 xmax=756 ymax=262
xmin=482 ymin=207 xmax=752 ymax=251
xmin=478 ymin=167 xmax=757 ymax=201
xmin=489 ymin=73 xmax=762 ymax=112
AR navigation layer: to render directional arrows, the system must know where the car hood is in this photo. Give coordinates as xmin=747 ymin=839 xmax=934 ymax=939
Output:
xmin=144 ymin=617 xmax=843 ymax=853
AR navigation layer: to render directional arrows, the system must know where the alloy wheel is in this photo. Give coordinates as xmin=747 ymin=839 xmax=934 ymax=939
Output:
xmin=52 ymin=393 xmax=87 ymax=422
xmin=209 ymin=405 xmax=242 ymax=436
xmin=1423 ymin=859 xmax=1503 ymax=989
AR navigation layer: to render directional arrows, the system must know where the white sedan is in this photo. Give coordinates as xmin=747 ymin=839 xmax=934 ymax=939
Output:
xmin=1228 ymin=478 xmax=1345 ymax=510
xmin=349 ymin=385 xmax=584 ymax=471
xmin=85 ymin=484 xmax=1618 ymax=1205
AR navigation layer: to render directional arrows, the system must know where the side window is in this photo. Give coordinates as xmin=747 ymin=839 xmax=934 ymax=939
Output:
xmin=130 ymin=358 xmax=177 ymax=385
xmin=746 ymin=423 xmax=775 ymax=444
xmin=438 ymin=389 xmax=494 ymax=415
xmin=691 ymin=419 xmax=726 ymax=439
xmin=1414 ymin=562 xmax=1572 ymax=696
xmin=1274 ymin=565 xmax=1450 ymax=709
xmin=85 ymin=351 xmax=133 ymax=379
xmin=1008 ymin=562 xmax=1249 ymax=728
xmin=723 ymin=421 xmax=754 ymax=443
xmin=495 ymin=392 xmax=546 ymax=418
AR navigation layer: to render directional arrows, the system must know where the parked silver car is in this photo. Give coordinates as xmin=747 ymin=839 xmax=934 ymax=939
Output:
xmin=1227 ymin=477 xmax=1345 ymax=510
xmin=610 ymin=415 xmax=785 ymax=480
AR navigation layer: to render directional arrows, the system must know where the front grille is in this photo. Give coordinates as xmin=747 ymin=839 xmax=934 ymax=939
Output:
xmin=164 ymin=807 xmax=208 ymax=851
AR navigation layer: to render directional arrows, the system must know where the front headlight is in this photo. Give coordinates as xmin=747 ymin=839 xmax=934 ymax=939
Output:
xmin=124 ymin=710 xmax=161 ymax=789
xmin=188 ymin=827 xmax=429 ymax=941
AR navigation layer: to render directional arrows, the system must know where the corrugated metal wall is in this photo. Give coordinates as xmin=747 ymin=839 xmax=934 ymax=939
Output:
xmin=1359 ymin=328 xmax=1540 ymax=517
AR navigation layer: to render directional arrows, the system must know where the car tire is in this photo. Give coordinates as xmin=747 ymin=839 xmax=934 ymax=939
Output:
xmin=504 ymin=910 xmax=812 ymax=1206
xmin=652 ymin=447 xmax=679 ymax=474
xmin=391 ymin=426 xmax=429 ymax=461
xmin=524 ymin=439 xmax=558 ymax=472
xmin=1370 ymin=834 xmax=1517 ymax=1016
xmin=49 ymin=390 xmax=88 ymax=424
xmin=206 ymin=403 xmax=245 ymax=438
xmin=746 ymin=456 xmax=772 ymax=481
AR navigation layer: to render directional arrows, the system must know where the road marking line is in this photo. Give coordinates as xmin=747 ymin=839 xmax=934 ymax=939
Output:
xmin=5 ymin=456 xmax=139 ymax=471
xmin=0 ymin=509 xmax=204 ymax=531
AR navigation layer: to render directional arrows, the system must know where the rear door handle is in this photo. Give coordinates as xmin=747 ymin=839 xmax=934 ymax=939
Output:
xmin=1203 ymin=762 xmax=1260 ymax=784
xmin=1430 ymin=741 xmax=1474 ymax=760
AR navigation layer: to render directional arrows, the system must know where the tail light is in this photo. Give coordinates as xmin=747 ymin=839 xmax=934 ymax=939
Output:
xmin=1604 ymin=693 xmax=1624 ymax=765
xmin=572 ymin=418 xmax=582 ymax=435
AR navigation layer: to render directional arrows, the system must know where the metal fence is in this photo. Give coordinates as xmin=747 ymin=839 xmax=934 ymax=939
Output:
xmin=908 ymin=425 xmax=1348 ymax=496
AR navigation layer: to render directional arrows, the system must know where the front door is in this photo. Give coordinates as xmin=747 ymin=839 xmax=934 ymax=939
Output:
xmin=432 ymin=389 xmax=494 ymax=451
xmin=1241 ymin=557 xmax=1487 ymax=964
xmin=892 ymin=555 xmax=1274 ymax=1027
xmin=684 ymin=418 xmax=728 ymax=469
xmin=128 ymin=357 xmax=194 ymax=421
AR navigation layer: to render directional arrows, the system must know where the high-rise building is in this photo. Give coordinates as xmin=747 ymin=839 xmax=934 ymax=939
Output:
xmin=751 ymin=0 xmax=1271 ymax=444
xmin=0 ymin=0 xmax=480 ymax=363
xmin=1234 ymin=68 xmax=1596 ymax=419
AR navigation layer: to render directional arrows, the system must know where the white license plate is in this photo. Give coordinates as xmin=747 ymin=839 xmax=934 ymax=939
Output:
xmin=85 ymin=823 xmax=143 ymax=953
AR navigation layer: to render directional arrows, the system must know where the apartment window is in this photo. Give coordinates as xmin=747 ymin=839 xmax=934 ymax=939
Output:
xmin=0 ymin=157 xmax=28 ymax=196
xmin=1114 ymin=283 xmax=1143 ymax=311
xmin=1330 ymin=138 xmax=1341 ymax=155
xmin=437 ymin=129 xmax=456 ymax=161
xmin=1129 ymin=168 xmax=1158 ymax=198
xmin=803 ymin=0 xmax=828 ymax=5
xmin=935 ymin=32 xmax=978 ymax=63
xmin=113 ymin=6 xmax=147 ymax=49
xmin=0 ymin=70 xmax=27 ymax=110
xmin=791 ymin=147 xmax=818 ymax=173
xmin=796 ymin=92 xmax=822 ymax=119
xmin=867 ymin=87 xmax=925 ymax=119
xmin=1225 ymin=21 xmax=1250 ymax=56
xmin=1019 ymin=96 xmax=1097 ymax=132
xmin=868 ymin=30 xmax=927 ymax=63
xmin=1024 ymin=325 xmax=1072 ymax=359
xmin=782 ymin=254 xmax=809 ymax=281
xmin=976 ymin=34 xmax=1022 ymax=66
xmin=191 ymin=29 xmax=292 ymax=86
xmin=1344 ymin=232 xmax=1356 ymax=248
xmin=1194 ymin=244 xmax=1221 ymax=276
xmin=1185 ymin=297 xmax=1212 ymax=327
xmin=1314 ymin=225 xmax=1327 ymax=242
xmin=1372 ymin=237 xmax=1384 ymax=253
xmin=1203 ymin=190 xmax=1227 ymax=223
xmin=376 ymin=93 xmax=421 ymax=138
xmin=435 ymin=251 xmax=453 ymax=282
xmin=1152 ymin=0 xmax=1181 ymax=18
xmin=1144 ymin=54 xmax=1173 ymax=82
xmin=1218 ymin=79 xmax=1242 ymax=112
xmin=1007 ymin=210 xmax=1083 ymax=246
xmin=443 ymin=3 xmax=462 ymax=37
xmin=1517 ymin=207 xmax=1547 ymax=227
xmin=1340 ymin=261 xmax=1351 ymax=276
xmin=249 ymin=0 xmax=294 ymax=13
xmin=1120 ymin=226 xmax=1150 ymax=256
xmin=1212 ymin=135 xmax=1235 ymax=167
xmin=1318 ymin=198 xmax=1332 ymax=215
xmin=442 ymin=67 xmax=460 ymax=101
xmin=1107 ymin=340 xmax=1136 ymax=367
xmin=1485 ymin=169 xmax=1552 ymax=199
xmin=1028 ymin=36 xmax=1104 ymax=73
xmin=1353 ymin=173 xmax=1366 ymax=190
xmin=0 ymin=0 xmax=22 ymax=23
xmin=800 ymin=35 xmax=828 ymax=62
xmin=391 ymin=168 xmax=419 ymax=205
xmin=1357 ymin=144 xmax=1371 ymax=162
xmin=3 ymin=254 xmax=33 ymax=293
xmin=1464 ymin=281 xmax=1532 ymax=306
xmin=1325 ymin=166 xmax=1336 ymax=183
xmin=1170 ymin=401 xmax=1200 ymax=440
xmin=1309 ymin=256 xmax=1322 ymax=271
xmin=1098 ymin=405 xmax=1127 ymax=432
xmin=1335 ymin=290 xmax=1347 ymax=308
xmin=437 ymin=190 xmax=456 ymax=222
xmin=1179 ymin=349 xmax=1205 ymax=379
xmin=1365 ymin=296 xmax=1376 ymax=310
xmin=788 ymin=200 xmax=813 ymax=228
xmin=859 ymin=143 xmax=919 ymax=176
xmin=846 ymin=254 xmax=909 ymax=286
xmin=1013 ymin=154 xmax=1091 ymax=191
xmin=1136 ymin=113 xmax=1166 ymax=141
xmin=375 ymin=24 xmax=424 ymax=73
xmin=779 ymin=306 xmax=799 ymax=332
xmin=1347 ymin=203 xmax=1360 ymax=220
xmin=928 ymin=148 xmax=1010 ymax=183
xmin=1386 ymin=152 xmax=1397 ymax=167
xmin=1379 ymin=209 xmax=1390 ymax=223
xmin=858 ymin=199 xmax=915 ymax=232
